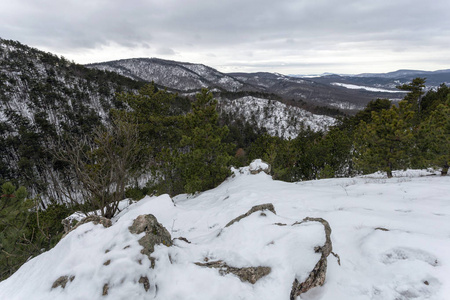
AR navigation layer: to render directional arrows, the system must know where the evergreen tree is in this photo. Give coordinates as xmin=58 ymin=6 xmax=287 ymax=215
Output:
xmin=417 ymin=96 xmax=450 ymax=175
xmin=353 ymin=101 xmax=414 ymax=178
xmin=0 ymin=182 xmax=73 ymax=280
xmin=315 ymin=127 xmax=354 ymax=178
xmin=114 ymin=83 xmax=191 ymax=195
xmin=177 ymin=89 xmax=234 ymax=194
xmin=397 ymin=77 xmax=426 ymax=123
xmin=420 ymin=84 xmax=449 ymax=120
xmin=0 ymin=182 xmax=33 ymax=280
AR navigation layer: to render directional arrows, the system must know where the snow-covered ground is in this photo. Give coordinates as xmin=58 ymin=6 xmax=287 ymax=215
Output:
xmin=1 ymin=162 xmax=449 ymax=300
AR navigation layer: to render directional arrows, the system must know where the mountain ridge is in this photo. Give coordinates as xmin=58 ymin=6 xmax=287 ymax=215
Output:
xmin=89 ymin=57 xmax=446 ymax=113
xmin=87 ymin=57 xmax=449 ymax=114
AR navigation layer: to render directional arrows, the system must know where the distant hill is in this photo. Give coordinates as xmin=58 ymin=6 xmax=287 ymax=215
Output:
xmin=295 ymin=69 xmax=450 ymax=98
xmin=86 ymin=58 xmax=251 ymax=93
xmin=354 ymin=69 xmax=450 ymax=80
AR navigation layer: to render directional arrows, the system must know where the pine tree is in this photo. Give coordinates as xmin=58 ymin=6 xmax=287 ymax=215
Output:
xmin=418 ymin=96 xmax=450 ymax=175
xmin=0 ymin=183 xmax=33 ymax=280
xmin=114 ymin=83 xmax=187 ymax=195
xmin=115 ymin=83 xmax=184 ymax=152
xmin=353 ymin=101 xmax=415 ymax=178
xmin=0 ymin=183 xmax=72 ymax=280
xmin=397 ymin=77 xmax=426 ymax=124
xmin=176 ymin=89 xmax=233 ymax=194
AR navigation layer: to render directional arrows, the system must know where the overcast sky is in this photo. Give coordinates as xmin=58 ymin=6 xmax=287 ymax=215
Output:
xmin=1 ymin=0 xmax=450 ymax=75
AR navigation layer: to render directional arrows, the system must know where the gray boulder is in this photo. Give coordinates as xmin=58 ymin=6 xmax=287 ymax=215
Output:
xmin=128 ymin=214 xmax=173 ymax=267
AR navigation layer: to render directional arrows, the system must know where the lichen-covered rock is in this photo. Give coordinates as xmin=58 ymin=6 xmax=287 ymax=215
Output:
xmin=62 ymin=215 xmax=112 ymax=238
xmin=128 ymin=214 xmax=173 ymax=264
xmin=290 ymin=217 xmax=334 ymax=299
xmin=225 ymin=203 xmax=276 ymax=228
xmin=195 ymin=260 xmax=271 ymax=284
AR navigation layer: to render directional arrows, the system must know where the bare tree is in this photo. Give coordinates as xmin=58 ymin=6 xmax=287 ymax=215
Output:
xmin=54 ymin=116 xmax=144 ymax=218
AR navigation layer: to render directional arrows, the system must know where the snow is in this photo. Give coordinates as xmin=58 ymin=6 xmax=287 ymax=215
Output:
xmin=1 ymin=163 xmax=449 ymax=300
xmin=249 ymin=158 xmax=270 ymax=173
xmin=219 ymin=96 xmax=336 ymax=138
xmin=331 ymin=82 xmax=405 ymax=93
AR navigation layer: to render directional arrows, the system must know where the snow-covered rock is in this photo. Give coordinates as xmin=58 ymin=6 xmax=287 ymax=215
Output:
xmin=249 ymin=159 xmax=271 ymax=174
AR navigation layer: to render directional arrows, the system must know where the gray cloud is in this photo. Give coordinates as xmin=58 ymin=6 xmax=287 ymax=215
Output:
xmin=156 ymin=47 xmax=176 ymax=56
xmin=1 ymin=0 xmax=449 ymax=74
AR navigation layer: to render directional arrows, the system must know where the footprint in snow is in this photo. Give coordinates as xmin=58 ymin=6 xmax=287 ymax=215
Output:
xmin=381 ymin=247 xmax=439 ymax=266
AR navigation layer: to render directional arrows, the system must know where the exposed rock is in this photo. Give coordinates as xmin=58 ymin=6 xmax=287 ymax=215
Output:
xmin=128 ymin=214 xmax=173 ymax=266
xmin=290 ymin=217 xmax=335 ymax=299
xmin=174 ymin=237 xmax=191 ymax=244
xmin=62 ymin=217 xmax=78 ymax=234
xmin=51 ymin=275 xmax=75 ymax=289
xmin=62 ymin=215 xmax=112 ymax=238
xmin=102 ymin=283 xmax=109 ymax=296
xmin=274 ymin=222 xmax=287 ymax=226
xmin=375 ymin=227 xmax=389 ymax=231
xmin=225 ymin=203 xmax=276 ymax=228
xmin=195 ymin=260 xmax=271 ymax=284
xmin=139 ymin=276 xmax=150 ymax=292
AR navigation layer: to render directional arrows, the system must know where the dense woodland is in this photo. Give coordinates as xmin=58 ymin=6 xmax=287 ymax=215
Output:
xmin=0 ymin=38 xmax=449 ymax=280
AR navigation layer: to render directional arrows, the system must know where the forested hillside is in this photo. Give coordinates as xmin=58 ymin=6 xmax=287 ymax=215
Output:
xmin=0 ymin=38 xmax=148 ymax=198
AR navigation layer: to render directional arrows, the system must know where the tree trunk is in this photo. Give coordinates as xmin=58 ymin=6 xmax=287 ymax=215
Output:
xmin=442 ymin=162 xmax=449 ymax=176
xmin=387 ymin=169 xmax=393 ymax=178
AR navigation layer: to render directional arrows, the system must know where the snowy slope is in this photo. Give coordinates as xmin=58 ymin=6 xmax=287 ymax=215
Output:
xmin=219 ymin=96 xmax=336 ymax=138
xmin=1 ymin=162 xmax=449 ymax=300
xmin=86 ymin=58 xmax=244 ymax=92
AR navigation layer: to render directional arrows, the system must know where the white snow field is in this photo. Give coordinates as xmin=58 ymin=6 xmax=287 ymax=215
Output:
xmin=0 ymin=162 xmax=449 ymax=300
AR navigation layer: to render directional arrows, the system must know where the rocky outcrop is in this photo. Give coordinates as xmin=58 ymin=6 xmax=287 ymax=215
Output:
xmin=225 ymin=203 xmax=276 ymax=228
xmin=52 ymin=205 xmax=336 ymax=298
xmin=128 ymin=214 xmax=173 ymax=267
xmin=62 ymin=215 xmax=112 ymax=238
xmin=195 ymin=260 xmax=271 ymax=284
xmin=290 ymin=217 xmax=335 ymax=299
xmin=223 ymin=203 xmax=337 ymax=297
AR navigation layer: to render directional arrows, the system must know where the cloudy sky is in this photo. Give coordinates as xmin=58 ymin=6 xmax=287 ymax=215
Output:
xmin=1 ymin=0 xmax=450 ymax=75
